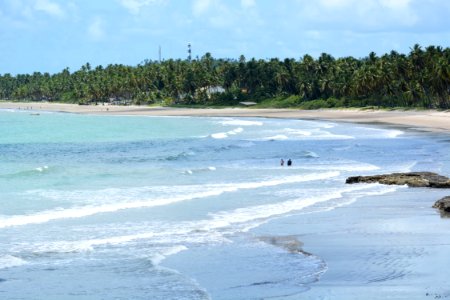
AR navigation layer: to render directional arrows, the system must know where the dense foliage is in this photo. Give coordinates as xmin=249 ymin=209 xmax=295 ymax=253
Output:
xmin=1 ymin=44 xmax=449 ymax=108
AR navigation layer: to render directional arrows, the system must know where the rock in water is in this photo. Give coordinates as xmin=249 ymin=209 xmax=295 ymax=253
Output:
xmin=433 ymin=196 xmax=450 ymax=214
xmin=345 ymin=172 xmax=450 ymax=188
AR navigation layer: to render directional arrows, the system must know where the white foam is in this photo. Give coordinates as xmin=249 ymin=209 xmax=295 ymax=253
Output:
xmin=0 ymin=172 xmax=339 ymax=228
xmin=211 ymin=132 xmax=228 ymax=139
xmin=207 ymin=192 xmax=343 ymax=229
xmin=219 ymin=119 xmax=263 ymax=126
xmin=206 ymin=183 xmax=392 ymax=232
xmin=211 ymin=127 xmax=244 ymax=139
xmin=183 ymin=166 xmax=216 ymax=175
xmin=25 ymin=180 xmax=393 ymax=256
xmin=260 ymin=135 xmax=289 ymax=141
xmin=303 ymin=151 xmax=319 ymax=158
xmin=228 ymin=127 xmax=243 ymax=134
xmin=35 ymin=166 xmax=49 ymax=172
xmin=354 ymin=126 xmax=404 ymax=138
xmin=284 ymin=128 xmax=312 ymax=136
xmin=310 ymin=185 xmax=402 ymax=214
xmin=256 ymin=130 xmax=354 ymax=141
xmin=0 ymin=255 xmax=27 ymax=269
xmin=150 ymin=245 xmax=188 ymax=265
xmin=385 ymin=129 xmax=404 ymax=138
xmin=312 ymin=131 xmax=354 ymax=140
xmin=34 ymin=232 xmax=160 ymax=253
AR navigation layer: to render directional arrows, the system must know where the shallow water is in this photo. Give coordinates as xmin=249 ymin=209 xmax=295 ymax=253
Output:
xmin=1 ymin=109 xmax=449 ymax=299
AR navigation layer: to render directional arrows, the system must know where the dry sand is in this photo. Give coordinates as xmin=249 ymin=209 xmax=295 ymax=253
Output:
xmin=1 ymin=101 xmax=449 ymax=133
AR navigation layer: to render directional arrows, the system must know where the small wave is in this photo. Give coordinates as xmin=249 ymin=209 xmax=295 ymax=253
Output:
xmin=386 ymin=130 xmax=404 ymax=138
xmin=1 ymin=166 xmax=51 ymax=179
xmin=320 ymin=123 xmax=336 ymax=129
xmin=284 ymin=128 xmax=312 ymax=136
xmin=219 ymin=119 xmax=263 ymax=126
xmin=211 ymin=128 xmax=244 ymax=139
xmin=313 ymin=185 xmax=402 ymax=214
xmin=207 ymin=183 xmax=393 ymax=232
xmin=228 ymin=127 xmax=243 ymax=135
xmin=1 ymin=172 xmax=339 ymax=228
xmin=207 ymin=191 xmax=345 ymax=230
xmin=30 ymin=232 xmax=161 ymax=253
xmin=183 ymin=166 xmax=216 ymax=175
xmin=257 ymin=131 xmax=354 ymax=141
xmin=260 ymin=135 xmax=289 ymax=141
xmin=21 ymin=181 xmax=395 ymax=260
xmin=211 ymin=132 xmax=228 ymax=139
xmin=0 ymin=255 xmax=27 ymax=270
xmin=313 ymin=131 xmax=355 ymax=140
xmin=35 ymin=166 xmax=49 ymax=172
xmin=164 ymin=151 xmax=195 ymax=161
xmin=302 ymin=151 xmax=319 ymax=158
xmin=355 ymin=127 xmax=404 ymax=139
xmin=150 ymin=245 xmax=189 ymax=265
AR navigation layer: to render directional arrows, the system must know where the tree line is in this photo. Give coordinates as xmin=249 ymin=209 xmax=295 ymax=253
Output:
xmin=0 ymin=44 xmax=449 ymax=109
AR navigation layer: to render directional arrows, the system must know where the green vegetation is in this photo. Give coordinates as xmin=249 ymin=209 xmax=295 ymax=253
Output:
xmin=0 ymin=44 xmax=449 ymax=109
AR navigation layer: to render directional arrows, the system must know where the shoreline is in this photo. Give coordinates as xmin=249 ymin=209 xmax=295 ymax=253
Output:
xmin=1 ymin=101 xmax=449 ymax=133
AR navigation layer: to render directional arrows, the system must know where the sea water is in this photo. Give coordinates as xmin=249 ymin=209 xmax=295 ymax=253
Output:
xmin=0 ymin=109 xmax=449 ymax=299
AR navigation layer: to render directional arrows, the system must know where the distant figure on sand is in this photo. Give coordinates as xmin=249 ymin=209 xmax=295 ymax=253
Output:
xmin=287 ymin=159 xmax=292 ymax=166
xmin=280 ymin=159 xmax=284 ymax=166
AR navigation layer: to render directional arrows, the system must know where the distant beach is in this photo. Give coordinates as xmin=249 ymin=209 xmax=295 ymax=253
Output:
xmin=1 ymin=101 xmax=449 ymax=133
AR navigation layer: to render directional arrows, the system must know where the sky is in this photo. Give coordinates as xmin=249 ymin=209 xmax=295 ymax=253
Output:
xmin=1 ymin=0 xmax=449 ymax=74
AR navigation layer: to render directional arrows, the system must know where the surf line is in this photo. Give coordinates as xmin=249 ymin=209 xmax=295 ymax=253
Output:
xmin=0 ymin=172 xmax=340 ymax=229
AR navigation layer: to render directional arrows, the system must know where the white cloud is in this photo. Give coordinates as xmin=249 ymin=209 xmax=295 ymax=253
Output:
xmin=118 ymin=0 xmax=165 ymax=14
xmin=193 ymin=0 xmax=213 ymax=16
xmin=88 ymin=17 xmax=105 ymax=40
xmin=319 ymin=0 xmax=354 ymax=8
xmin=34 ymin=0 xmax=65 ymax=18
xmin=241 ymin=0 xmax=256 ymax=9
xmin=296 ymin=0 xmax=420 ymax=31
xmin=379 ymin=0 xmax=411 ymax=10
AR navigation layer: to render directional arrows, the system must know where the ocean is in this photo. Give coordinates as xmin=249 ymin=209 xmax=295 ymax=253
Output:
xmin=1 ymin=109 xmax=449 ymax=299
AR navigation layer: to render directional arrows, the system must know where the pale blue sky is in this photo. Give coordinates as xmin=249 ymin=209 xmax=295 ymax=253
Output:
xmin=1 ymin=0 xmax=449 ymax=74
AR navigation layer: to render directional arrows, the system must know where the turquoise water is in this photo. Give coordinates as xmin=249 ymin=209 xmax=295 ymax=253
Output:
xmin=0 ymin=109 xmax=449 ymax=299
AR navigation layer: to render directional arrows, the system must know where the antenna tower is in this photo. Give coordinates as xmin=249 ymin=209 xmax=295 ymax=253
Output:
xmin=187 ymin=43 xmax=192 ymax=61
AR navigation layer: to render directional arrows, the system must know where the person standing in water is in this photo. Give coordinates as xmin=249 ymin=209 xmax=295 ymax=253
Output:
xmin=280 ymin=159 xmax=285 ymax=166
xmin=287 ymin=159 xmax=292 ymax=166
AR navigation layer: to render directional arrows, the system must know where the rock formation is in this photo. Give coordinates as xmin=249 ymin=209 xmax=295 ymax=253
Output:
xmin=345 ymin=172 xmax=450 ymax=188
xmin=346 ymin=172 xmax=450 ymax=217
xmin=433 ymin=196 xmax=450 ymax=215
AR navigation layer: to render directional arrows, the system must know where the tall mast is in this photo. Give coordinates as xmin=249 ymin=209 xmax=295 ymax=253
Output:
xmin=187 ymin=43 xmax=192 ymax=62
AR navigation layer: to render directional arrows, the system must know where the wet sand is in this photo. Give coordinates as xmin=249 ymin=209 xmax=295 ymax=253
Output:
xmin=1 ymin=101 xmax=449 ymax=133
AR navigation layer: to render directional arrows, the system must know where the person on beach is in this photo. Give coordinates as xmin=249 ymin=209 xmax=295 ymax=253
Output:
xmin=280 ymin=159 xmax=284 ymax=166
xmin=287 ymin=159 xmax=292 ymax=166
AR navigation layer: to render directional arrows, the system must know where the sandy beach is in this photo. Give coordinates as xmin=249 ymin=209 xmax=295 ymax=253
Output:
xmin=1 ymin=101 xmax=449 ymax=133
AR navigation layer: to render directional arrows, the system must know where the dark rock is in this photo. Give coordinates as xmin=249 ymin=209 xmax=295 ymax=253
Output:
xmin=258 ymin=235 xmax=311 ymax=255
xmin=345 ymin=172 xmax=450 ymax=188
xmin=433 ymin=196 xmax=450 ymax=215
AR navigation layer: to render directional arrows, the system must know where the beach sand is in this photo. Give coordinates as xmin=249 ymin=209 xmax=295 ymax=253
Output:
xmin=1 ymin=101 xmax=449 ymax=133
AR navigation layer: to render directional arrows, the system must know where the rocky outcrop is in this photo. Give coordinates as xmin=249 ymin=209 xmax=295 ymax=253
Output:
xmin=345 ymin=172 xmax=450 ymax=188
xmin=433 ymin=196 xmax=450 ymax=215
